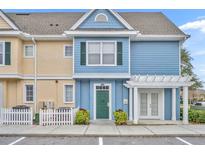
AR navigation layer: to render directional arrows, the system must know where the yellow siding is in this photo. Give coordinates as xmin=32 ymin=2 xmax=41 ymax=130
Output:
xmin=0 ymin=16 xmax=11 ymax=29
xmin=1 ymin=79 xmax=75 ymax=111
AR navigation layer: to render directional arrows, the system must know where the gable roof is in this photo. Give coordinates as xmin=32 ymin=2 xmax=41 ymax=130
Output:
xmin=70 ymin=9 xmax=134 ymax=30
xmin=4 ymin=11 xmax=185 ymax=36
xmin=0 ymin=10 xmax=19 ymax=30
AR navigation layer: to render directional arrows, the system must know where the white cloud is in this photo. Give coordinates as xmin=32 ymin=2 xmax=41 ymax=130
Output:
xmin=192 ymin=51 xmax=205 ymax=56
xmin=179 ymin=19 xmax=205 ymax=33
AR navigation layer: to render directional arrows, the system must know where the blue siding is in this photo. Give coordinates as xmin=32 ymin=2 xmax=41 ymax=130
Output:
xmin=165 ymin=88 xmax=172 ymax=120
xmin=79 ymin=9 xmax=125 ymax=29
xmin=164 ymin=88 xmax=180 ymax=120
xmin=74 ymin=37 xmax=129 ymax=73
xmin=131 ymin=41 xmax=180 ymax=75
xmin=75 ymin=79 xmax=128 ymax=120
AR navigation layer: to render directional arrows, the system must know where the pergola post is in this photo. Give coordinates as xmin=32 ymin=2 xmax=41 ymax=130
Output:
xmin=129 ymin=88 xmax=133 ymax=121
xmin=133 ymin=87 xmax=139 ymax=124
xmin=183 ymin=86 xmax=189 ymax=124
xmin=172 ymin=88 xmax=176 ymax=121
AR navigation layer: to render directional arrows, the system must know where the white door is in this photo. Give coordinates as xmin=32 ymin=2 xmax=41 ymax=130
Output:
xmin=0 ymin=82 xmax=3 ymax=108
xmin=139 ymin=89 xmax=163 ymax=119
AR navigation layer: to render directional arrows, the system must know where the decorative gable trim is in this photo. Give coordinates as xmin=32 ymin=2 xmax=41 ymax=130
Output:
xmin=70 ymin=9 xmax=134 ymax=31
xmin=0 ymin=10 xmax=19 ymax=30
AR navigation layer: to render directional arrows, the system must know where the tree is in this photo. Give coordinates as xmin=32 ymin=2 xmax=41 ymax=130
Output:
xmin=181 ymin=48 xmax=203 ymax=89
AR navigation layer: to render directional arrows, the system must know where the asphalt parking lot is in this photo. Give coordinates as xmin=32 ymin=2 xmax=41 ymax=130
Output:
xmin=1 ymin=136 xmax=205 ymax=145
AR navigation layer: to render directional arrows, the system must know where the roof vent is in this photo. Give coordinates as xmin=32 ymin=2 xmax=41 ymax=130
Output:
xmin=55 ymin=24 xmax=59 ymax=26
xmin=50 ymin=24 xmax=53 ymax=26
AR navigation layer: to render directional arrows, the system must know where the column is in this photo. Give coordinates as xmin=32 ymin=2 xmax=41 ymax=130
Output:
xmin=172 ymin=88 xmax=176 ymax=121
xmin=183 ymin=86 xmax=189 ymax=124
xmin=129 ymin=88 xmax=133 ymax=121
xmin=133 ymin=87 xmax=139 ymax=124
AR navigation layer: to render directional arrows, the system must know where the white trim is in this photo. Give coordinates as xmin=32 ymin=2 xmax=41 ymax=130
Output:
xmin=64 ymin=44 xmax=73 ymax=58
xmin=183 ymin=86 xmax=189 ymax=124
xmin=23 ymin=83 xmax=34 ymax=104
xmin=138 ymin=88 xmax=164 ymax=120
xmin=64 ymin=30 xmax=138 ymax=36
xmin=128 ymin=36 xmax=131 ymax=75
xmin=24 ymin=44 xmax=34 ymax=58
xmin=132 ymin=34 xmax=187 ymax=41
xmin=94 ymin=13 xmax=108 ymax=22
xmin=179 ymin=41 xmax=182 ymax=75
xmin=73 ymin=38 xmax=75 ymax=75
xmin=63 ymin=83 xmax=75 ymax=104
xmin=133 ymin=87 xmax=139 ymax=124
xmin=0 ymin=82 xmax=3 ymax=108
xmin=0 ymin=11 xmax=19 ymax=30
xmin=129 ymin=88 xmax=133 ymax=121
xmin=70 ymin=9 xmax=134 ymax=30
xmin=70 ymin=10 xmax=95 ymax=30
xmin=0 ymin=41 xmax=5 ymax=66
xmin=86 ymin=40 xmax=117 ymax=66
xmin=73 ymin=73 xmax=130 ymax=79
xmin=93 ymin=83 xmax=112 ymax=120
xmin=172 ymin=88 xmax=176 ymax=121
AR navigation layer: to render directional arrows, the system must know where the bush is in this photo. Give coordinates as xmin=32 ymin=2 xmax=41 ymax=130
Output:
xmin=33 ymin=113 xmax=39 ymax=125
xmin=75 ymin=108 xmax=90 ymax=125
xmin=181 ymin=108 xmax=205 ymax=123
xmin=113 ymin=109 xmax=127 ymax=125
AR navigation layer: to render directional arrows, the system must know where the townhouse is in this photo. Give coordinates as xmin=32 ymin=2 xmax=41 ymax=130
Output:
xmin=0 ymin=9 xmax=192 ymax=124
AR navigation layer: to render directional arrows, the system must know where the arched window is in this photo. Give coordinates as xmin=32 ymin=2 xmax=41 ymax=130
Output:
xmin=95 ymin=13 xmax=108 ymax=22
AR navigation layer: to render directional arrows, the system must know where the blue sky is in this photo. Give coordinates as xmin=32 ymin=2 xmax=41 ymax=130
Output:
xmin=3 ymin=9 xmax=205 ymax=88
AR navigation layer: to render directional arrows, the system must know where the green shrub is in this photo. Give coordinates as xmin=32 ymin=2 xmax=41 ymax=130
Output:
xmin=34 ymin=113 xmax=39 ymax=125
xmin=75 ymin=108 xmax=90 ymax=125
xmin=113 ymin=109 xmax=127 ymax=125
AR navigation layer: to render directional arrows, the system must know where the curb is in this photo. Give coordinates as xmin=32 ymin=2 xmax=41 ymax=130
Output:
xmin=0 ymin=133 xmax=204 ymax=137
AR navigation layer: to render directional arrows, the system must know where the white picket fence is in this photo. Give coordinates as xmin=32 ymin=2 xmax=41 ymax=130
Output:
xmin=39 ymin=108 xmax=74 ymax=126
xmin=0 ymin=108 xmax=33 ymax=125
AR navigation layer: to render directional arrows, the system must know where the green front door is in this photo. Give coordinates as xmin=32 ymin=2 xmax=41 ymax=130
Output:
xmin=96 ymin=90 xmax=109 ymax=119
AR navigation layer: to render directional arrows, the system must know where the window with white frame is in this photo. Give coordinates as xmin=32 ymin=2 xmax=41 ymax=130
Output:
xmin=25 ymin=84 xmax=34 ymax=102
xmin=0 ymin=42 xmax=4 ymax=65
xmin=64 ymin=45 xmax=73 ymax=57
xmin=64 ymin=84 xmax=73 ymax=103
xmin=95 ymin=13 xmax=108 ymax=22
xmin=24 ymin=45 xmax=34 ymax=58
xmin=87 ymin=41 xmax=116 ymax=66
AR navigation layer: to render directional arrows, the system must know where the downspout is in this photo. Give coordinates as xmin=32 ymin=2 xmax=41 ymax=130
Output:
xmin=32 ymin=37 xmax=37 ymax=115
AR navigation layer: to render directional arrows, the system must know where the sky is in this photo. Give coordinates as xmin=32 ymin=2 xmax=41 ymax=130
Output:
xmin=3 ymin=9 xmax=205 ymax=88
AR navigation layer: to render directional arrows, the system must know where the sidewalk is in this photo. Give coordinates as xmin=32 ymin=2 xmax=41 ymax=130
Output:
xmin=1 ymin=124 xmax=205 ymax=137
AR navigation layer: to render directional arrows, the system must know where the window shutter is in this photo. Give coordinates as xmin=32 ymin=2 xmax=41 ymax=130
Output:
xmin=80 ymin=42 xmax=86 ymax=65
xmin=5 ymin=42 xmax=11 ymax=65
xmin=117 ymin=42 xmax=123 ymax=65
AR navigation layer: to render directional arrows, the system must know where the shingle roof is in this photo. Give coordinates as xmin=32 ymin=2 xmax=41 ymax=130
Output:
xmin=5 ymin=11 xmax=185 ymax=35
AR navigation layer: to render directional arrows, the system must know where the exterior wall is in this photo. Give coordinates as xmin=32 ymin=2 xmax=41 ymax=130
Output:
xmin=0 ymin=37 xmax=23 ymax=74
xmin=0 ymin=79 xmax=75 ymax=111
xmin=74 ymin=37 xmax=129 ymax=73
xmin=164 ymin=88 xmax=180 ymax=120
xmin=130 ymin=41 xmax=180 ymax=75
xmin=79 ymin=9 xmax=125 ymax=29
xmin=0 ymin=17 xmax=11 ymax=29
xmin=23 ymin=41 xmax=73 ymax=76
xmin=75 ymin=79 xmax=128 ymax=120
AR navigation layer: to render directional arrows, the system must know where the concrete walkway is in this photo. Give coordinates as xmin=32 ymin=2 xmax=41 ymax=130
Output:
xmin=1 ymin=124 xmax=205 ymax=137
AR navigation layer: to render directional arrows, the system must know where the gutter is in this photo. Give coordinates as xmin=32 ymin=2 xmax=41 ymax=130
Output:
xmin=31 ymin=37 xmax=37 ymax=115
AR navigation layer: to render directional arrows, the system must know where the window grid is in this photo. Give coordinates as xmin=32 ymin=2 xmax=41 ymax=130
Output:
xmin=0 ymin=42 xmax=4 ymax=65
xmin=87 ymin=41 xmax=116 ymax=66
xmin=25 ymin=85 xmax=34 ymax=102
xmin=24 ymin=45 xmax=34 ymax=58
xmin=64 ymin=45 xmax=73 ymax=57
xmin=64 ymin=85 xmax=73 ymax=103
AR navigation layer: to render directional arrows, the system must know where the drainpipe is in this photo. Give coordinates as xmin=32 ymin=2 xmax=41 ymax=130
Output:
xmin=32 ymin=37 xmax=37 ymax=115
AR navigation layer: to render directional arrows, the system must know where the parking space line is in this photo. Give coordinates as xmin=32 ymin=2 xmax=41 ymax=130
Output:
xmin=176 ymin=137 xmax=192 ymax=145
xmin=9 ymin=137 xmax=26 ymax=145
xmin=99 ymin=137 xmax=103 ymax=145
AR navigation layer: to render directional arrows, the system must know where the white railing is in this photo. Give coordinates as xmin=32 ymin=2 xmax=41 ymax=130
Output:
xmin=0 ymin=108 xmax=33 ymax=125
xmin=39 ymin=108 xmax=74 ymax=126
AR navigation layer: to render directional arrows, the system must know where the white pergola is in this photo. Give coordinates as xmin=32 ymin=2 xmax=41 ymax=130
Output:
xmin=125 ymin=75 xmax=193 ymax=124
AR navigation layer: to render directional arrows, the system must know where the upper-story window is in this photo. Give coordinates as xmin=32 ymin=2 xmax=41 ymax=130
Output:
xmin=0 ymin=42 xmax=5 ymax=65
xmin=24 ymin=45 xmax=34 ymax=58
xmin=87 ymin=41 xmax=116 ymax=66
xmin=95 ymin=13 xmax=108 ymax=22
xmin=64 ymin=45 xmax=73 ymax=58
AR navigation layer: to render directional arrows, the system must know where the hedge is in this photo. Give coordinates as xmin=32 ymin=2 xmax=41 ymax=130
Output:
xmin=180 ymin=108 xmax=205 ymax=123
